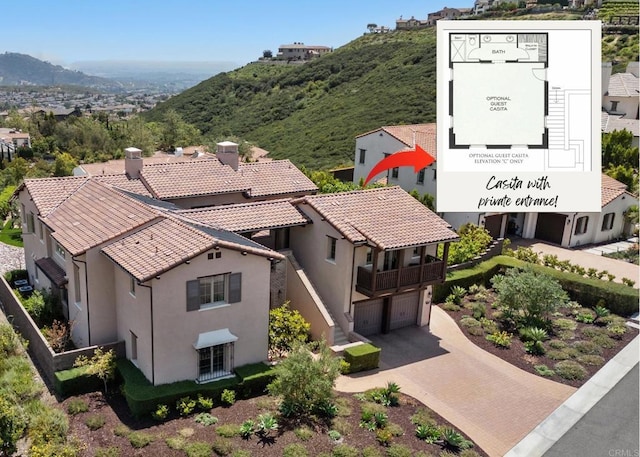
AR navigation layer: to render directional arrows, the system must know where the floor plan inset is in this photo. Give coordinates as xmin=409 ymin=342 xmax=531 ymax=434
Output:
xmin=449 ymin=33 xmax=548 ymax=149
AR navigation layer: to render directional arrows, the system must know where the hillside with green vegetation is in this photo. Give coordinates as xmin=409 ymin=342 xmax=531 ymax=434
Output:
xmin=145 ymin=14 xmax=637 ymax=170
xmin=145 ymin=29 xmax=438 ymax=168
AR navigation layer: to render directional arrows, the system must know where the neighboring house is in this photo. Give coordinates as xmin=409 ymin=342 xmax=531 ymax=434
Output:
xmin=427 ymin=7 xmax=472 ymax=25
xmin=396 ymin=16 xmax=429 ymax=30
xmin=601 ymin=112 xmax=640 ymax=148
xmin=519 ymin=174 xmax=638 ymax=247
xmin=276 ymin=43 xmax=331 ymax=61
xmin=602 ymin=62 xmax=640 ymax=120
xmin=289 ymin=186 xmax=458 ymax=337
xmin=0 ymin=127 xmax=31 ymax=149
xmin=352 ymin=124 xmax=638 ymax=244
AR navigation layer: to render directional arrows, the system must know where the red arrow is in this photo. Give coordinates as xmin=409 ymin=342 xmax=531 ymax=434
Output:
xmin=363 ymin=145 xmax=435 ymax=186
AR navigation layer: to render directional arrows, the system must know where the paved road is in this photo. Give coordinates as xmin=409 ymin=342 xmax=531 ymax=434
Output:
xmin=544 ymin=364 xmax=639 ymax=457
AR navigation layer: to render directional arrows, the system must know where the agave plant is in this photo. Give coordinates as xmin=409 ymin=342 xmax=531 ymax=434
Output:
xmin=440 ymin=427 xmax=474 ymax=450
xmin=256 ymin=413 xmax=278 ymax=436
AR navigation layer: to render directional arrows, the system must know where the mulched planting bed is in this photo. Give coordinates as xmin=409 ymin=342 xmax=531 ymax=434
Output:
xmin=439 ymin=288 xmax=638 ymax=389
xmin=63 ymin=390 xmax=489 ymax=456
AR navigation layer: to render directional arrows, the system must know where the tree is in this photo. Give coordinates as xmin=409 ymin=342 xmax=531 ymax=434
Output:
xmin=159 ymin=109 xmax=201 ymax=151
xmin=269 ymin=302 xmax=310 ymax=359
xmin=602 ymin=129 xmax=639 ymax=168
xmin=53 ymin=152 xmax=78 ymax=177
xmin=74 ymin=347 xmax=116 ymax=393
xmin=0 ymin=396 xmax=26 ymax=456
xmin=367 ymin=23 xmax=378 ymax=33
xmin=2 ymin=157 xmax=29 ymax=186
xmin=263 ymin=49 xmax=273 ymax=59
xmin=267 ymin=341 xmax=341 ymax=418
xmin=491 ymin=267 xmax=568 ymax=328
xmin=438 ymin=223 xmax=492 ymax=265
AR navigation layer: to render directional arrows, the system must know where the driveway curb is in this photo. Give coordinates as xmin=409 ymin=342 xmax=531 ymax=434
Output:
xmin=505 ymin=334 xmax=640 ymax=457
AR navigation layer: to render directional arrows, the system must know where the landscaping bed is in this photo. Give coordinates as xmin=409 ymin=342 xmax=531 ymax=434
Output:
xmin=439 ymin=282 xmax=638 ymax=389
xmin=62 ymin=388 xmax=488 ymax=456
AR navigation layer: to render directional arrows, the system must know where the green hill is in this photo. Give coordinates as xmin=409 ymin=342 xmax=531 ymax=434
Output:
xmin=145 ymin=29 xmax=437 ymax=168
xmin=146 ymin=18 xmax=638 ymax=170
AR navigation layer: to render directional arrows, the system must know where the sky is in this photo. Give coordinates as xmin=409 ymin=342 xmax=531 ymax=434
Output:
xmin=1 ymin=0 xmax=471 ymax=68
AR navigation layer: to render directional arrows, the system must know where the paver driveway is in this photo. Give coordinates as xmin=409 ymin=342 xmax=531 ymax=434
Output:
xmin=336 ymin=307 xmax=576 ymax=457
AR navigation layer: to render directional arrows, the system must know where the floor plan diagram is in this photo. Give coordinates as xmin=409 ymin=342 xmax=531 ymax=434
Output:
xmin=449 ymin=33 xmax=548 ymax=149
xmin=437 ymin=21 xmax=601 ymax=213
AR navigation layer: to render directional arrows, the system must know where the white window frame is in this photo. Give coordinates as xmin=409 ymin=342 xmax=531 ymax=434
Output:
xmin=327 ymin=236 xmax=337 ymax=262
xmin=197 ymin=342 xmax=234 ymax=383
xmin=187 ymin=273 xmax=242 ymax=311
xmin=54 ymin=241 xmax=66 ymax=260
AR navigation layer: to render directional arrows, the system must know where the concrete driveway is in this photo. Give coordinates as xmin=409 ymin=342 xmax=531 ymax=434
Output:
xmin=336 ymin=307 xmax=576 ymax=457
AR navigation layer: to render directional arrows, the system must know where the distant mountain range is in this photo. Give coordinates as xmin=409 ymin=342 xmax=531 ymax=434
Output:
xmin=0 ymin=52 xmax=122 ymax=90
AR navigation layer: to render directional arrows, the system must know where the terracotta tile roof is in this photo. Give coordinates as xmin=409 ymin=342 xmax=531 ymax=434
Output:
xmin=139 ymin=160 xmax=250 ymax=199
xmin=44 ymin=179 xmax=159 ymax=256
xmin=607 ymin=73 xmax=640 ymax=97
xmin=77 ymin=149 xmax=215 ymax=176
xmin=601 ymin=173 xmax=634 ymax=207
xmin=102 ymin=217 xmax=282 ymax=282
xmin=35 ymin=257 xmax=67 ymax=287
xmin=94 ymin=174 xmax=153 ymax=197
xmin=357 ymin=124 xmax=437 ymax=158
xmin=22 ymin=177 xmax=88 ymax=217
xmin=294 ymin=186 xmax=458 ymax=250
xmin=238 ymin=160 xmax=318 ymax=197
xmin=177 ymin=199 xmax=310 ymax=232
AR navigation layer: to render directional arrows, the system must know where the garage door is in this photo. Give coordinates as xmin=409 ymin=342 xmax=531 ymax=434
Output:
xmin=354 ymin=299 xmax=383 ymax=336
xmin=389 ymin=291 xmax=419 ymax=331
xmin=535 ymin=213 xmax=566 ymax=245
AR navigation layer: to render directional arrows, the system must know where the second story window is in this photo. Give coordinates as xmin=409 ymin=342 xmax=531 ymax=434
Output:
xmin=365 ymin=247 xmax=373 ymax=265
xmin=417 ymin=168 xmax=425 ymax=184
xmin=327 ymin=236 xmax=337 ymax=262
xmin=391 ymin=167 xmax=399 ymax=179
xmin=187 ymin=273 xmax=242 ymax=311
xmin=26 ymin=212 xmax=34 ymax=234
xmin=55 ymin=242 xmax=66 ymax=260
xmin=359 ymin=148 xmax=366 ymax=164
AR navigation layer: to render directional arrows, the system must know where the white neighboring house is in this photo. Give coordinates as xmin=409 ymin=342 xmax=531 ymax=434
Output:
xmin=353 ymin=124 xmax=638 ymax=245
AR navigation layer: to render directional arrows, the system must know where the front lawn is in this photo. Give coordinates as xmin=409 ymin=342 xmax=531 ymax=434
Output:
xmin=0 ymin=219 xmax=23 ymax=247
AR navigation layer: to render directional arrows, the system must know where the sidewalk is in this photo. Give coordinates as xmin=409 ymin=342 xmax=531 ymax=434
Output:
xmin=336 ymin=307 xmax=576 ymax=457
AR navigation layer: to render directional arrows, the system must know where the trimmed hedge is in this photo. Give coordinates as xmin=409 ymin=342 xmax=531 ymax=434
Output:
xmin=436 ymin=256 xmax=639 ymax=316
xmin=343 ymin=343 xmax=380 ymax=373
xmin=54 ymin=365 xmax=103 ymax=396
xmin=117 ymin=359 xmax=274 ymax=417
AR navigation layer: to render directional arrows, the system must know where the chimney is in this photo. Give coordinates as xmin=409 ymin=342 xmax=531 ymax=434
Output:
xmin=124 ymin=147 xmax=143 ymax=178
xmin=601 ymin=61 xmax=612 ymax=100
xmin=216 ymin=141 xmax=239 ymax=171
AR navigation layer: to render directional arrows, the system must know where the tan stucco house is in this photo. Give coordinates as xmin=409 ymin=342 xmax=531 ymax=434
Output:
xmin=18 ymin=143 xmax=460 ymax=384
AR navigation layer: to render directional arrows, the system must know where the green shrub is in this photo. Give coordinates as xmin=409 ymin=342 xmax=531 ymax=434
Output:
xmin=94 ymin=447 xmax=120 ymax=457
xmin=450 ymin=285 xmax=467 ymax=301
xmin=552 ymin=318 xmax=577 ymax=331
xmin=572 ymin=340 xmax=603 ymax=355
xmin=519 ymin=327 xmax=548 ymax=342
xmin=196 ymin=394 xmax=213 ymax=410
xmin=54 ymin=365 xmax=102 ymax=397
xmin=220 ymin=389 xmax=236 ymax=406
xmin=294 ymin=425 xmax=314 ymax=441
xmin=66 ymin=398 xmax=89 ymax=415
xmin=240 ymin=419 xmax=255 ymax=439
xmin=386 ymin=444 xmax=413 ymax=457
xmin=165 ymin=436 xmax=187 ymax=450
xmin=269 ymin=301 xmax=310 ymax=359
xmin=548 ymin=339 xmax=567 ymax=349
xmin=479 ymin=317 xmax=499 ymax=334
xmin=113 ymin=424 xmax=130 ymax=437
xmin=0 ymin=396 xmax=26 ymax=456
xmin=590 ymin=333 xmax=617 ymax=349
xmin=441 ymin=427 xmax=474 ymax=450
xmin=362 ymin=446 xmax=384 ymax=457
xmin=416 ymin=423 xmax=441 ymax=443
xmin=231 ymin=450 xmax=251 ymax=457
xmin=442 ymin=302 xmax=461 ymax=312
xmin=460 ymin=316 xmax=481 ymax=329
xmin=339 ymin=359 xmax=351 ymax=374
xmin=576 ymin=355 xmax=605 ymax=366
xmin=343 ymin=343 xmax=380 ymax=373
xmin=575 ymin=311 xmax=595 ymax=324
xmin=328 ymin=429 xmax=342 ymax=441
xmin=184 ymin=441 xmax=212 ymax=457
xmin=128 ymin=431 xmax=154 ymax=448
xmin=217 ymin=423 xmax=241 ymax=437
xmin=557 ymin=330 xmax=577 ymax=341
xmin=0 ymin=324 xmax=21 ymax=357
xmin=546 ymin=349 xmax=572 ymax=361
xmin=84 ymin=414 xmax=106 ymax=430
xmin=386 ymin=422 xmax=404 ymax=437
xmin=486 ymin=331 xmax=512 ymax=348
xmin=580 ymin=326 xmax=606 ymax=338
xmin=411 ymin=407 xmax=436 ymax=427
xmin=212 ymin=437 xmax=234 ymax=456
xmin=284 ymin=443 xmax=308 ymax=457
xmin=534 ymin=365 xmax=555 ymax=377
xmin=151 ymin=403 xmax=169 ymax=421
xmin=607 ymin=323 xmax=628 ymax=338
xmin=332 ymin=444 xmax=360 ymax=457
xmin=524 ymin=340 xmax=545 ymax=355
xmin=28 ymin=406 xmax=69 ymax=445
xmin=194 ymin=412 xmax=218 ymax=426
xmin=332 ymin=417 xmax=352 ymax=436
xmin=471 ymin=302 xmax=486 ymax=319
xmin=554 ymin=361 xmax=587 ymax=380
xmin=176 ymin=396 xmax=196 ymax=416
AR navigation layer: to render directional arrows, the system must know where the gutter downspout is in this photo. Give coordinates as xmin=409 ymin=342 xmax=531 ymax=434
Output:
xmin=137 ymin=281 xmax=155 ymax=385
xmin=72 ymin=256 xmax=90 ymax=345
xmin=568 ymin=213 xmax=578 ymax=247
